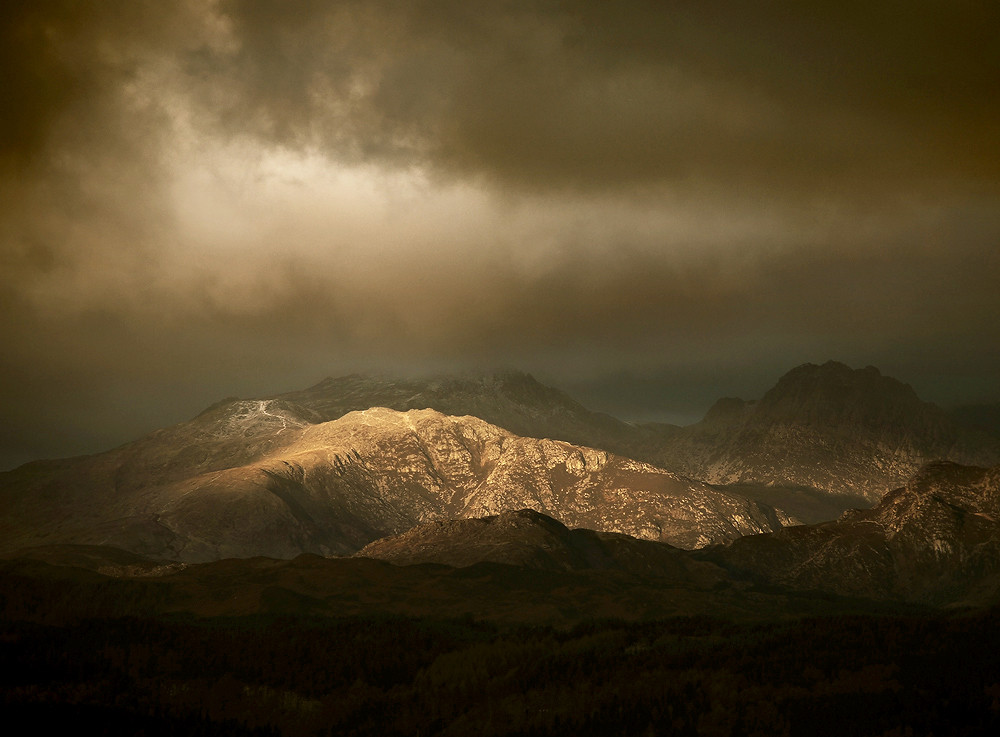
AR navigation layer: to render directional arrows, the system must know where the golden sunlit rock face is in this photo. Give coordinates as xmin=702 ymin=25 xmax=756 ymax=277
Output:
xmin=1 ymin=2 xmax=998 ymax=469
xmin=0 ymin=401 xmax=786 ymax=562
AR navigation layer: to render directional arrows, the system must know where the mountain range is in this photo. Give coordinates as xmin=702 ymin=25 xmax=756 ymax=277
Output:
xmin=274 ymin=362 xmax=1000 ymax=505
xmin=0 ymin=404 xmax=785 ymax=561
xmin=6 ymin=458 xmax=999 ymax=613
xmin=3 ymin=360 xmax=999 ymax=608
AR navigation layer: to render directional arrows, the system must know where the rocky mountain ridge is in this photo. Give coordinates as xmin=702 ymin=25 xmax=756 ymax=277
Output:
xmin=0 ymin=405 xmax=785 ymax=562
xmin=274 ymin=370 xmax=659 ymax=460
xmin=270 ymin=364 xmax=1000 ymax=504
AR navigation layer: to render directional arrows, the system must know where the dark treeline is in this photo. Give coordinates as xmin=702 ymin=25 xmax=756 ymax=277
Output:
xmin=3 ymin=609 xmax=1000 ymax=736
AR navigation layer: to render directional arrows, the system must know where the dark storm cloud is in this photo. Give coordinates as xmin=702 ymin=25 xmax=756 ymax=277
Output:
xmin=1 ymin=1 xmax=999 ymax=468
xmin=203 ymin=0 xmax=1000 ymax=191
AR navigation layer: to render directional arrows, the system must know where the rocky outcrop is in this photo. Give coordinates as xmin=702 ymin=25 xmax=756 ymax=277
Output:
xmin=707 ymin=461 xmax=1000 ymax=605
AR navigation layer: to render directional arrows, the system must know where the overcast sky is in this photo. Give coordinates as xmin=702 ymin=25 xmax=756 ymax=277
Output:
xmin=2 ymin=1 xmax=998 ymax=468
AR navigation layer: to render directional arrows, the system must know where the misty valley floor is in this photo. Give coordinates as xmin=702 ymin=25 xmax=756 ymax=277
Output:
xmin=3 ymin=599 xmax=1000 ymax=736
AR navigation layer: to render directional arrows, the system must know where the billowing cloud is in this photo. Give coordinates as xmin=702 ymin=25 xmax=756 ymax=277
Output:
xmin=1 ymin=1 xmax=998 ymax=467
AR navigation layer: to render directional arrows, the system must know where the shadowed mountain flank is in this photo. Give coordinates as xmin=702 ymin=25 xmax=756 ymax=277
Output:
xmin=654 ymin=362 xmax=1000 ymax=502
xmin=705 ymin=461 xmax=1000 ymax=606
xmin=355 ymin=508 xmax=719 ymax=581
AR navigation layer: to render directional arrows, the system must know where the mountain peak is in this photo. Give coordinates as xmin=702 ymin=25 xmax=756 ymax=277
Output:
xmin=769 ymin=361 xmax=901 ymax=395
xmin=272 ymin=369 xmax=641 ymax=456
xmin=653 ymin=360 xmax=1000 ymax=501
xmin=757 ymin=361 xmax=927 ymax=424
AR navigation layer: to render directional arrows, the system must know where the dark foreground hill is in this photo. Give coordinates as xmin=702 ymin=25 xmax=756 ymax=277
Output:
xmin=2 ymin=495 xmax=1000 ymax=736
xmin=354 ymin=508 xmax=713 ymax=577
